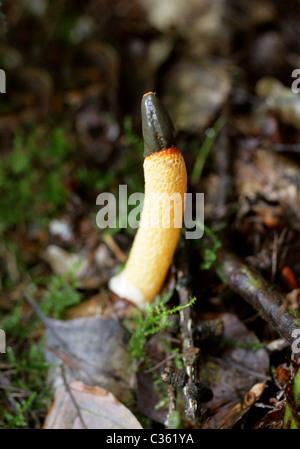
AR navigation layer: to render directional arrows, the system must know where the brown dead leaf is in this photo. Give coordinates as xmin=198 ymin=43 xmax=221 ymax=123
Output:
xmin=201 ymin=313 xmax=270 ymax=429
xmin=44 ymin=381 xmax=142 ymax=429
xmin=66 ymin=293 xmax=105 ymax=319
xmin=216 ymin=382 xmax=267 ymax=429
xmin=254 ymin=399 xmax=286 ymax=429
xmin=244 ymin=382 xmax=267 ymax=407
xmin=45 ymin=316 xmax=133 ymax=402
xmin=66 ymin=292 xmax=137 ymax=320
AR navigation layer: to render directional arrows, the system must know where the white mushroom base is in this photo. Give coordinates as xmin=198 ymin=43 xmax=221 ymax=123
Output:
xmin=109 ymin=271 xmax=145 ymax=309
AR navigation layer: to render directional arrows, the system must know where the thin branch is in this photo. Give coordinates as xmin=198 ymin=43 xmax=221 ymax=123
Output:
xmin=176 ymin=243 xmax=203 ymax=421
xmin=143 ymin=352 xmax=181 ymax=374
xmin=60 ymin=365 xmax=88 ymax=429
xmin=216 ymin=249 xmax=300 ymax=349
xmin=22 ymin=289 xmax=65 ymax=347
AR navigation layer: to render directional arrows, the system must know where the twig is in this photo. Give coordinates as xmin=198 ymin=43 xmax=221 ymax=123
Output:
xmin=216 ymin=249 xmax=300 ymax=349
xmin=22 ymin=290 xmax=50 ymax=325
xmin=176 ymin=243 xmax=202 ymax=421
xmin=45 ymin=346 xmax=82 ymax=371
xmin=60 ymin=365 xmax=88 ymax=429
xmin=143 ymin=352 xmax=181 ymax=374
xmin=210 ymin=355 xmax=270 ymax=381
xmin=103 ymin=234 xmax=127 ymax=262
xmin=22 ymin=289 xmax=65 ymax=347
xmin=264 ymin=142 xmax=300 ymax=154
xmin=175 ymin=250 xmax=214 ymax=423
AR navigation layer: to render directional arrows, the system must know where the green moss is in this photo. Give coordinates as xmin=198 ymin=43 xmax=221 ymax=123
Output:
xmin=0 ymin=126 xmax=72 ymax=233
xmin=0 ymin=344 xmax=54 ymax=429
xmin=125 ymin=293 xmax=196 ymax=365
xmin=40 ymin=270 xmax=83 ymax=319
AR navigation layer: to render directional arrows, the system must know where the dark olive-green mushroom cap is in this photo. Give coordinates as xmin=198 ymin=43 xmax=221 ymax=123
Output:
xmin=141 ymin=92 xmax=176 ymax=158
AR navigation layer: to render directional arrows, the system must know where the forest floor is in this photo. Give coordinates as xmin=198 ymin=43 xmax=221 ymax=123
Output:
xmin=0 ymin=0 xmax=299 ymax=429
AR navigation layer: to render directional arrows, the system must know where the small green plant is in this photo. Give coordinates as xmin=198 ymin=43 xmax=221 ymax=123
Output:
xmin=0 ymin=305 xmax=25 ymax=338
xmin=191 ymin=116 xmax=226 ymax=184
xmin=196 ymin=221 xmax=222 ymax=270
xmin=2 ymin=392 xmax=37 ymax=428
xmin=126 ymin=294 xmax=196 ymax=364
xmin=283 ymin=369 xmax=300 ymax=429
xmin=6 ymin=344 xmax=53 ymax=391
xmin=41 ymin=270 xmax=82 ymax=319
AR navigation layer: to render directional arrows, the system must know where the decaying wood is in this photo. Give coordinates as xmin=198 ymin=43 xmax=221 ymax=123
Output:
xmin=174 ymin=244 xmax=213 ymax=421
xmin=216 ymin=248 xmax=300 ymax=354
xmin=176 ymin=258 xmax=200 ymax=420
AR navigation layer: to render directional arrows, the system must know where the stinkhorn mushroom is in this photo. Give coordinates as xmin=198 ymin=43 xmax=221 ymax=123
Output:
xmin=109 ymin=92 xmax=187 ymax=308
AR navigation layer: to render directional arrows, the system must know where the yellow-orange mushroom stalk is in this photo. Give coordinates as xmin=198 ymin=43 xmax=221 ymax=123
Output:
xmin=109 ymin=93 xmax=187 ymax=308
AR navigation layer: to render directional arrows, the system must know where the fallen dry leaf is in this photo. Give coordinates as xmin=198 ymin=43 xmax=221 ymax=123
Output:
xmin=44 ymin=381 xmax=142 ymax=429
xmin=200 ymin=313 xmax=270 ymax=428
xmin=244 ymin=382 xmax=267 ymax=407
xmin=66 ymin=292 xmax=137 ymax=319
xmin=45 ymin=316 xmax=133 ymax=402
